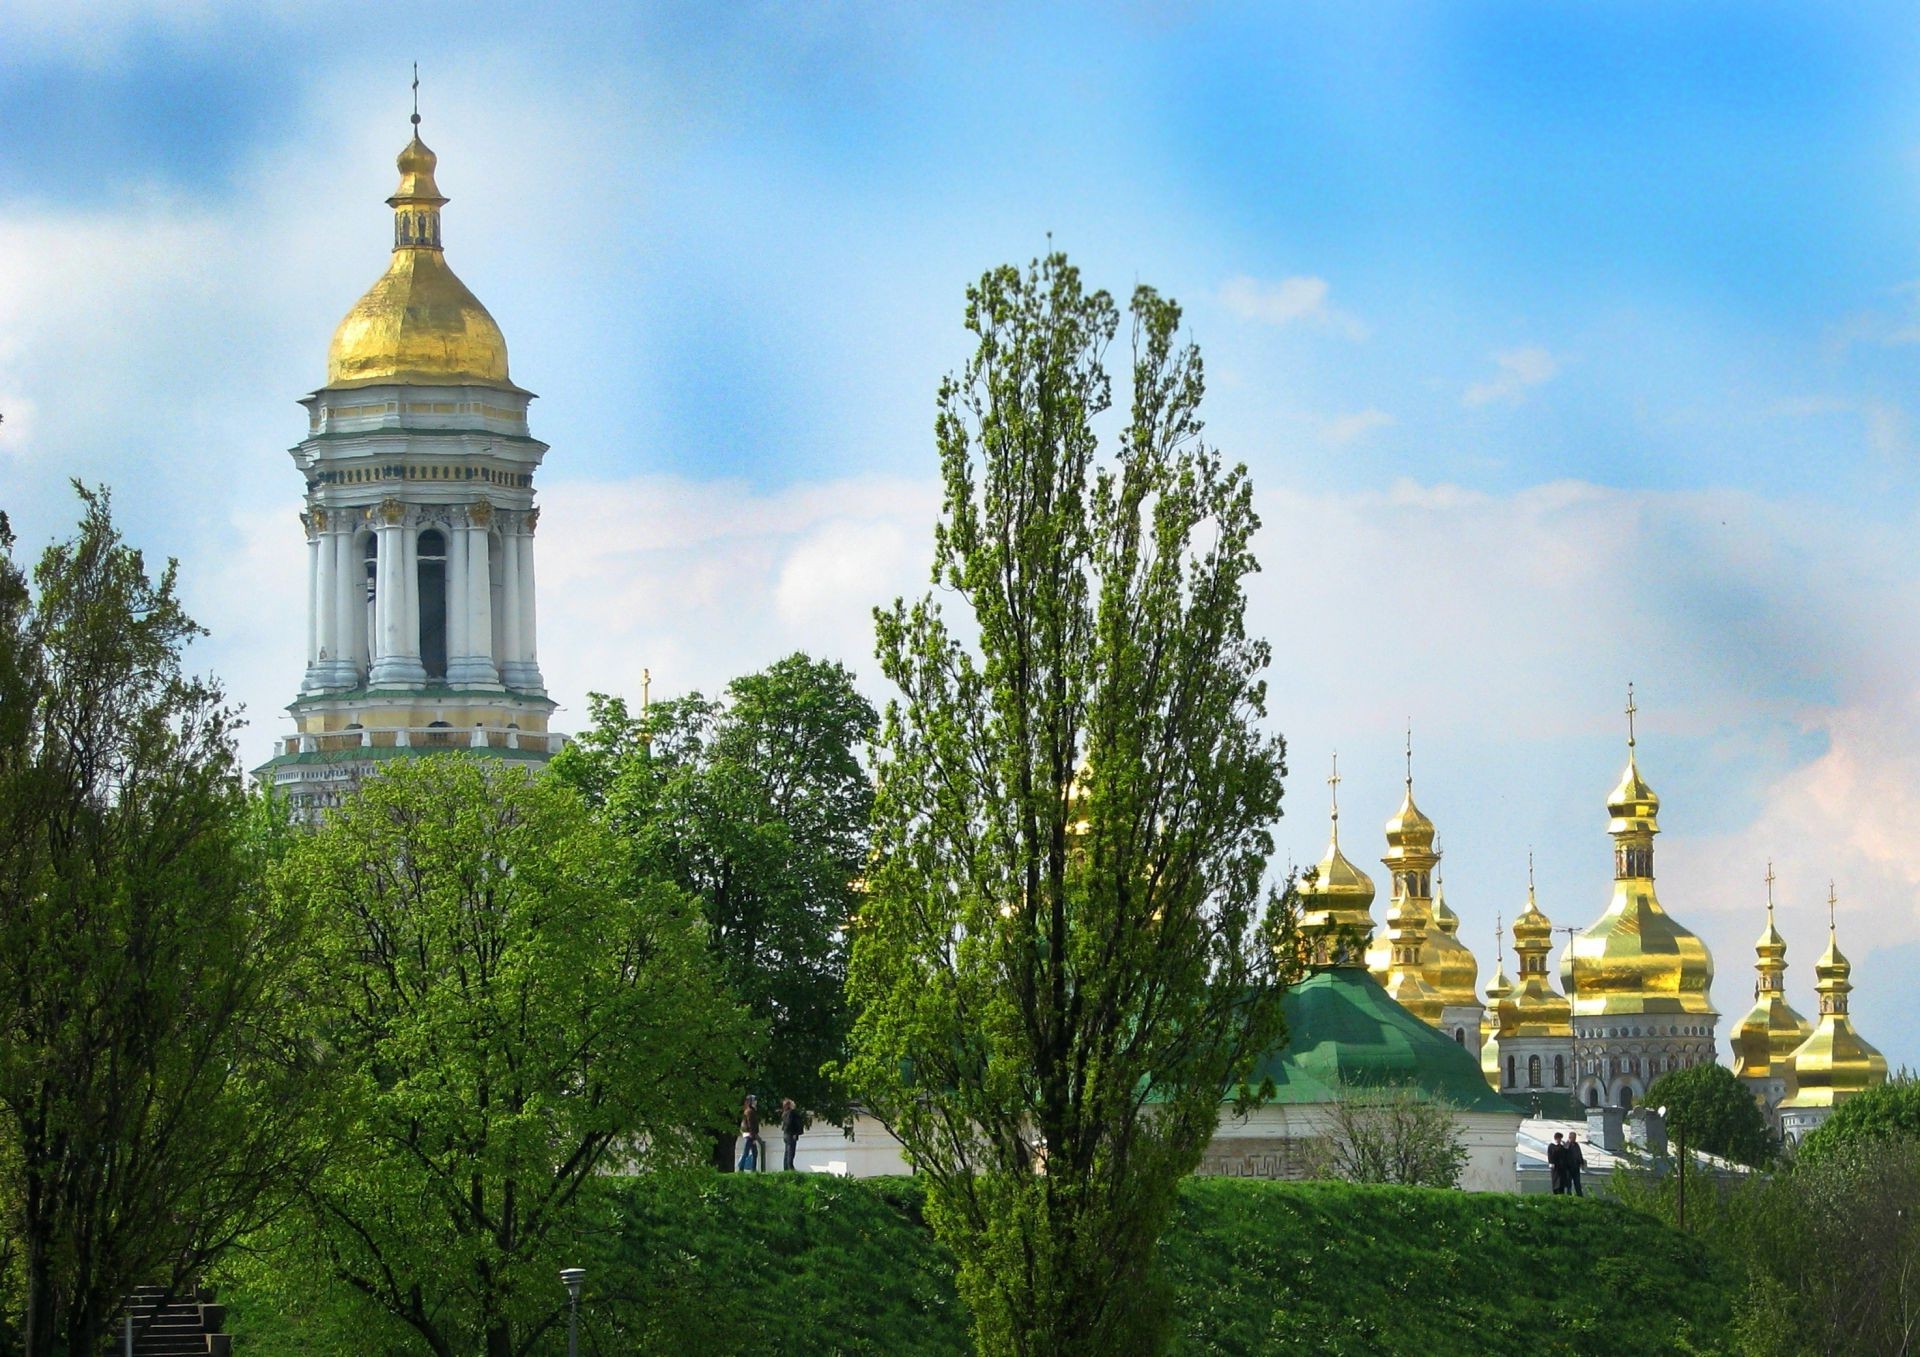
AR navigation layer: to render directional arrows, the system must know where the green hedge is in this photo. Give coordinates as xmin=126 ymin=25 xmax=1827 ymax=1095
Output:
xmin=229 ymin=1174 xmax=1738 ymax=1357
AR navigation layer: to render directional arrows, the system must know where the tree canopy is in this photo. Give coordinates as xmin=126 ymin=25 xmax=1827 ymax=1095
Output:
xmin=841 ymin=253 xmax=1296 ymax=1357
xmin=0 ymin=487 xmax=321 ymax=1357
xmin=265 ymin=756 xmax=750 ymax=1357
xmin=554 ymin=652 xmax=877 ymax=1151
xmin=1644 ymin=1063 xmax=1773 ymax=1168
xmin=1794 ymin=1072 xmax=1920 ymax=1165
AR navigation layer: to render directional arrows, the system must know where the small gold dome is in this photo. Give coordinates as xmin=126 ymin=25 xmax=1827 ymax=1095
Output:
xmin=1607 ymin=754 xmax=1660 ymax=834
xmin=1421 ymin=883 xmax=1481 ymax=1011
xmin=1299 ymin=760 xmax=1376 ymax=967
xmin=1781 ymin=913 xmax=1887 ymax=1108
xmin=1732 ymin=879 xmax=1811 ymax=1081
xmin=1501 ymin=878 xmax=1572 ymax=1038
xmin=1384 ymin=785 xmax=1436 ymax=851
xmin=325 ymin=130 xmax=513 ymax=390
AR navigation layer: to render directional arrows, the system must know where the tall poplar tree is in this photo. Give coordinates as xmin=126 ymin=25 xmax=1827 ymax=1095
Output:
xmin=0 ymin=488 xmax=320 ymax=1357
xmin=842 ymin=254 xmax=1297 ymax=1357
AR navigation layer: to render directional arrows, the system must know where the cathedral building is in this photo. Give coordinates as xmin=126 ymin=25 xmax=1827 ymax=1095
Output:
xmin=1558 ymin=703 xmax=1717 ymax=1109
xmin=1730 ymin=868 xmax=1814 ymax=1123
xmin=256 ymin=114 xmax=563 ymax=813
xmin=1776 ymin=891 xmax=1889 ymax=1145
xmin=1491 ymin=863 xmax=1576 ymax=1105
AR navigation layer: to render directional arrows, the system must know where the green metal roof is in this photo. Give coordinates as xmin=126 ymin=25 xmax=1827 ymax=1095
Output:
xmin=1247 ymin=968 xmax=1517 ymax=1115
xmin=253 ymin=743 xmax=554 ymax=775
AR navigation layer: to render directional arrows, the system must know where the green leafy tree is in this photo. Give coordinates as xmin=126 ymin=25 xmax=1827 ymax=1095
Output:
xmin=1645 ymin=1063 xmax=1774 ymax=1168
xmin=0 ymin=487 xmax=322 ymax=1357
xmin=270 ymin=757 xmax=750 ymax=1357
xmin=1794 ymin=1071 xmax=1920 ymax=1165
xmin=841 ymin=254 xmax=1296 ymax=1357
xmin=554 ymin=653 xmax=877 ymax=1164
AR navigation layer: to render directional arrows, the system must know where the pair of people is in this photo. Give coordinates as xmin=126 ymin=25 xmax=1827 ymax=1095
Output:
xmin=1547 ymin=1131 xmax=1586 ymax=1195
xmin=736 ymin=1095 xmax=806 ymax=1171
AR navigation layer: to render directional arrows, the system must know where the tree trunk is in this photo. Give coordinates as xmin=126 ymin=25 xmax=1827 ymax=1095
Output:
xmin=22 ymin=1226 xmax=55 ymax=1357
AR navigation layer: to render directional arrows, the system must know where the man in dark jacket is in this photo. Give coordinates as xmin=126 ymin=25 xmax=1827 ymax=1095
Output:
xmin=1564 ymin=1132 xmax=1586 ymax=1196
xmin=1548 ymin=1132 xmax=1568 ymax=1194
xmin=780 ymin=1099 xmax=804 ymax=1171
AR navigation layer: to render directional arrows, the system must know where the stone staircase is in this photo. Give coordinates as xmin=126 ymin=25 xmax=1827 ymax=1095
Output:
xmin=111 ymin=1287 xmax=230 ymax=1357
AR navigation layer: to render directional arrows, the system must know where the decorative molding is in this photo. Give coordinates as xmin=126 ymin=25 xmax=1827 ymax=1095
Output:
xmin=379 ymin=497 xmax=406 ymax=525
xmin=468 ymin=498 xmax=493 ymax=527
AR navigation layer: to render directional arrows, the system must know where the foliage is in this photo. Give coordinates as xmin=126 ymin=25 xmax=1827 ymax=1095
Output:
xmin=262 ymin=757 xmax=752 ymax=1357
xmin=1644 ymin=1063 xmax=1774 ymax=1168
xmin=553 ymin=653 xmax=878 ymax=1152
xmin=0 ymin=487 xmax=322 ymax=1357
xmin=841 ymin=253 xmax=1297 ymax=1357
xmin=1299 ymin=1085 xmax=1469 ymax=1188
xmin=230 ymin=1174 xmax=1743 ymax=1357
xmin=1794 ymin=1071 xmax=1920 ymax=1165
xmin=1638 ymin=1136 xmax=1920 ymax=1357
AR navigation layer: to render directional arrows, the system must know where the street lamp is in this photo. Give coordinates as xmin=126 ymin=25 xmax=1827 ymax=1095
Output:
xmin=559 ymin=1267 xmax=586 ymax=1357
xmin=1658 ymin=1104 xmax=1685 ymax=1232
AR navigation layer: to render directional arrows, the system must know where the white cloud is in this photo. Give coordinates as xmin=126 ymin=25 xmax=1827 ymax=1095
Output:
xmin=1462 ymin=345 xmax=1559 ymax=408
xmin=1320 ymin=408 xmax=1394 ymax=447
xmin=1218 ymin=274 xmax=1368 ymax=340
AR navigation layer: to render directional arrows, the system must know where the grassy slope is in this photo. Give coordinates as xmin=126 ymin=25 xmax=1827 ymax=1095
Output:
xmin=228 ymin=1175 xmax=1738 ymax=1356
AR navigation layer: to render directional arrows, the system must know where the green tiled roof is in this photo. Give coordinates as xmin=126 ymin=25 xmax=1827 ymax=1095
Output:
xmin=1247 ymin=968 xmax=1517 ymax=1115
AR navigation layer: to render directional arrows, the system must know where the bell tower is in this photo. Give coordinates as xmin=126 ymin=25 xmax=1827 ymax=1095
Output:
xmin=258 ymin=103 xmax=563 ymax=815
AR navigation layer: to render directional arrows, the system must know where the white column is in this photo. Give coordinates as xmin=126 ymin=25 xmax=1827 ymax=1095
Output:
xmin=378 ymin=523 xmax=402 ymax=659
xmin=304 ymin=526 xmax=320 ymax=670
xmin=448 ymin=513 xmax=499 ymax=688
xmin=446 ymin=520 xmax=468 ymax=666
xmin=333 ymin=526 xmax=358 ymax=682
xmin=515 ymin=524 xmax=543 ymax=694
xmin=401 ymin=524 xmax=420 ymax=660
xmin=369 ymin=511 xmax=425 ymax=687
xmin=501 ymin=531 xmax=524 ymax=667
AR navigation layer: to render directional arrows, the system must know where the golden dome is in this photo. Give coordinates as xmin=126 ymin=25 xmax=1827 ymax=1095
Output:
xmin=1499 ymin=872 xmax=1572 ymax=1038
xmin=1298 ymin=758 xmax=1376 ymax=967
xmin=1383 ymin=784 xmax=1436 ymax=852
xmin=1731 ymin=870 xmax=1812 ymax=1082
xmin=1421 ymin=878 xmax=1482 ymax=1011
xmin=1781 ymin=904 xmax=1887 ymax=1108
xmin=325 ymin=128 xmax=513 ymax=390
xmin=1562 ymin=734 xmax=1716 ymax=1018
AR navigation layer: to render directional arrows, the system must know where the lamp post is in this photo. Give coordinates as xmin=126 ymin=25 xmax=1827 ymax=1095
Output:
xmin=1658 ymin=1105 xmax=1685 ymax=1232
xmin=559 ymin=1267 xmax=586 ymax=1357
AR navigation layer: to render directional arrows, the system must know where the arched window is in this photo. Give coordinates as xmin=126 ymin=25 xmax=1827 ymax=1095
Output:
xmin=1619 ymin=1086 xmax=1634 ymax=1110
xmin=1528 ymin=1055 xmax=1541 ymax=1088
xmin=1454 ymin=1029 xmax=1465 ymax=1045
xmin=416 ymin=528 xmax=448 ymax=680
xmin=1554 ymin=1055 xmax=1566 ymax=1086
xmin=1506 ymin=1056 xmax=1515 ymax=1089
xmin=1586 ymin=1086 xmax=1599 ymax=1109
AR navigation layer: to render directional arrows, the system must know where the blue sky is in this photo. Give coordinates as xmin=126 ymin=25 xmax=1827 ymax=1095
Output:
xmin=4 ymin=2 xmax=1920 ymax=1068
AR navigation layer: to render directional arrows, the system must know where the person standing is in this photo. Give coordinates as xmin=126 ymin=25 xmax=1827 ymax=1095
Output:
xmin=780 ymin=1098 xmax=804 ymax=1171
xmin=738 ymin=1094 xmax=761 ymax=1172
xmin=1565 ymin=1132 xmax=1586 ymax=1197
xmin=1547 ymin=1131 xmax=1567 ymax=1194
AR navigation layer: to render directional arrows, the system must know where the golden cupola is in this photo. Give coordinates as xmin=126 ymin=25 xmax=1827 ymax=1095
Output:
xmin=1366 ymin=741 xmax=1446 ymax=1024
xmin=1781 ymin=889 xmax=1888 ymax=1109
xmin=1481 ymin=917 xmax=1513 ymax=1085
xmin=1423 ymin=867 xmax=1482 ymax=1011
xmin=1498 ymin=861 xmax=1573 ymax=1039
xmin=326 ymin=113 xmax=514 ymax=390
xmin=1560 ymin=691 xmax=1717 ymax=1018
xmin=1298 ymin=756 xmax=1377 ymax=968
xmin=1731 ymin=864 xmax=1813 ymax=1083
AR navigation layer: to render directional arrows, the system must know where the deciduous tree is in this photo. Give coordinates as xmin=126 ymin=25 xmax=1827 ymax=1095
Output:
xmin=1301 ymin=1085 xmax=1470 ymax=1188
xmin=272 ymin=757 xmax=749 ymax=1357
xmin=555 ymin=653 xmax=877 ymax=1165
xmin=1645 ymin=1062 xmax=1773 ymax=1168
xmin=0 ymin=487 xmax=321 ymax=1357
xmin=841 ymin=254 xmax=1296 ymax=1357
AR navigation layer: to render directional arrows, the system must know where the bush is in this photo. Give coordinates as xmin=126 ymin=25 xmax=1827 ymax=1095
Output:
xmin=227 ymin=1174 xmax=1739 ymax=1357
xmin=1794 ymin=1072 xmax=1920 ymax=1165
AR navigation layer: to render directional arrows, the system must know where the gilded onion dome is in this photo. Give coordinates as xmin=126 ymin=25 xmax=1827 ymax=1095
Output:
xmin=326 ymin=117 xmax=514 ymax=389
xmin=1299 ymin=756 xmax=1377 ymax=968
xmin=1560 ymin=695 xmax=1717 ymax=1018
xmin=1731 ymin=865 xmax=1813 ymax=1082
xmin=1367 ymin=744 xmax=1446 ymax=1024
xmin=1499 ymin=865 xmax=1573 ymax=1039
xmin=1423 ymin=868 xmax=1483 ymax=1012
xmin=1781 ymin=891 xmax=1888 ymax=1109
xmin=1482 ymin=918 xmax=1512 ymax=1085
